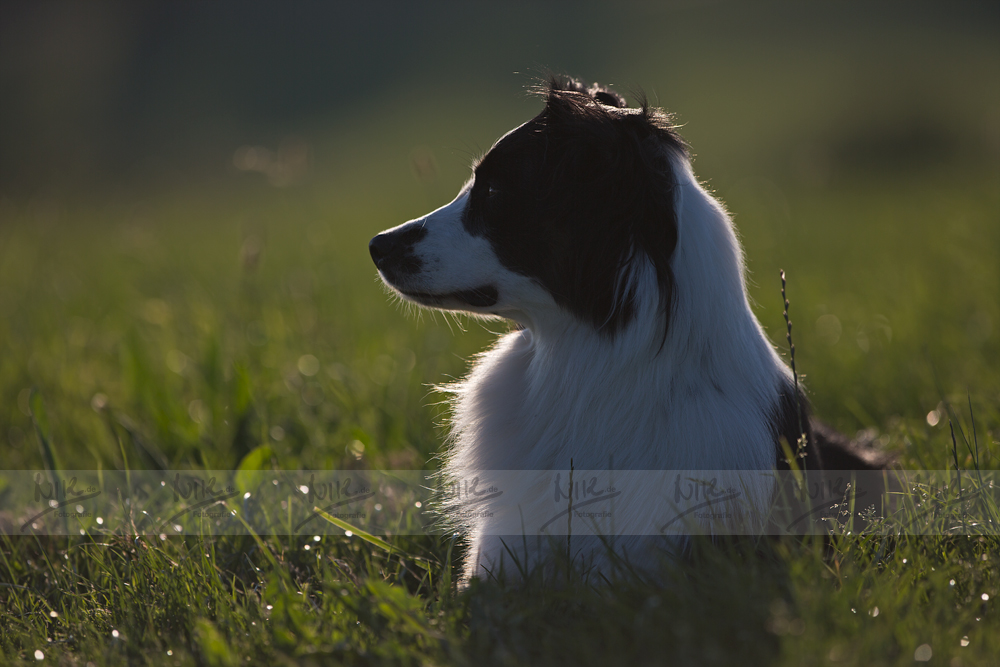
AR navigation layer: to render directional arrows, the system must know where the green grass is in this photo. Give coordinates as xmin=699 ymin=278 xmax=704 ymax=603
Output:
xmin=1 ymin=65 xmax=999 ymax=666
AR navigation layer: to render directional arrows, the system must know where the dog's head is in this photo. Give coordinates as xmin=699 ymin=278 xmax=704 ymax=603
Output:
xmin=370 ymin=76 xmax=686 ymax=336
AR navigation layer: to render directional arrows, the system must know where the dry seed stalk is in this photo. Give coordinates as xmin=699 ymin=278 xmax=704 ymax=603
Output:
xmin=780 ymin=270 xmax=807 ymax=454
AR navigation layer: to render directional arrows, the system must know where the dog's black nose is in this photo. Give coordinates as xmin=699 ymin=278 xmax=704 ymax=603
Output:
xmin=369 ymin=233 xmax=392 ymax=266
xmin=369 ymin=225 xmax=428 ymax=274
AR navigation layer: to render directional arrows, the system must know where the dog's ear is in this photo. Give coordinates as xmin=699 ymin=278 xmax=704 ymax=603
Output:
xmin=545 ymin=74 xmax=588 ymax=96
xmin=542 ymin=75 xmax=626 ymax=113
xmin=588 ymin=85 xmax=626 ymax=109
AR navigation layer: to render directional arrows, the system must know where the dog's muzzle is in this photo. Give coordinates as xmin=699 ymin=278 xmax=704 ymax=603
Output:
xmin=370 ymin=221 xmax=499 ymax=309
xmin=369 ymin=225 xmax=427 ymax=280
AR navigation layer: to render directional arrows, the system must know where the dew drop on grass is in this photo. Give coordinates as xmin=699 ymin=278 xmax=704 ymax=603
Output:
xmin=982 ymin=593 xmax=990 ymax=601
xmin=950 ymin=580 xmax=956 ymax=586
xmin=34 ymin=650 xmax=43 ymax=660
xmin=926 ymin=410 xmax=940 ymax=427
xmin=112 ymin=629 xmax=119 ymax=638
xmin=49 ymin=611 xmax=57 ymax=618
xmin=914 ymin=644 xmax=932 ymax=661
xmin=961 ymin=636 xmax=970 ymax=647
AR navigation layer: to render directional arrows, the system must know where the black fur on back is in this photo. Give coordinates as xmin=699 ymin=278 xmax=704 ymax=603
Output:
xmin=772 ymin=379 xmax=893 ymax=473
xmin=771 ymin=381 xmax=895 ymax=527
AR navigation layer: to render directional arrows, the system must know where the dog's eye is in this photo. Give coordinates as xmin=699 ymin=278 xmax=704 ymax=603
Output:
xmin=486 ymin=183 xmax=499 ymax=198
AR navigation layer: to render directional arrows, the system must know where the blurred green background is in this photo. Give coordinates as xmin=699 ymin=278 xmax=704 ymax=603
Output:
xmin=1 ymin=2 xmax=998 ymax=471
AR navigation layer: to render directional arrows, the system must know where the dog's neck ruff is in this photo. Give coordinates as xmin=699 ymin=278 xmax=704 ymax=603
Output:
xmin=444 ymin=153 xmax=792 ymax=479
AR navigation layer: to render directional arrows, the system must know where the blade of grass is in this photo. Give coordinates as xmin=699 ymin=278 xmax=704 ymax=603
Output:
xmin=313 ymin=506 xmax=433 ymax=572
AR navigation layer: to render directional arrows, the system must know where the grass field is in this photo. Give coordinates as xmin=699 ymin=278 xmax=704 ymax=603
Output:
xmin=2 ymin=6 xmax=1000 ymax=665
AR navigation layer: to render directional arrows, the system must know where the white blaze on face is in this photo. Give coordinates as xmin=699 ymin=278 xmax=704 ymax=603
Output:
xmin=377 ymin=179 xmax=556 ymax=320
xmin=406 ymin=187 xmax=499 ymax=289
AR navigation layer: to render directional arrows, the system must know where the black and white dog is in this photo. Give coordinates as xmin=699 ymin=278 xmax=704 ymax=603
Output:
xmin=370 ymin=77 xmax=885 ymax=582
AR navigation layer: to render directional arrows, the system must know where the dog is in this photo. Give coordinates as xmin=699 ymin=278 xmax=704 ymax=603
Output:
xmin=370 ymin=76 xmax=888 ymax=583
